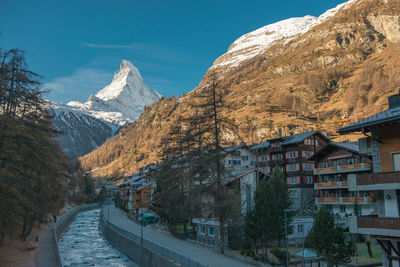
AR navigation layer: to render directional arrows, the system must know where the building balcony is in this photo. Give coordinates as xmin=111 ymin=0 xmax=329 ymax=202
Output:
xmin=269 ymin=159 xmax=284 ymax=165
xmin=350 ymin=171 xmax=400 ymax=191
xmin=314 ymin=180 xmax=348 ymax=189
xmin=314 ymin=163 xmax=372 ymax=175
xmin=349 ymin=216 xmax=400 ymax=238
xmin=286 ymin=158 xmax=300 ymax=164
xmin=270 ymin=146 xmax=282 ymax=152
xmin=315 ymin=196 xmax=374 ymax=205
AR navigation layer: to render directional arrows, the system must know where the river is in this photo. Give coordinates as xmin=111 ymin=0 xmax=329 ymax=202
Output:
xmin=58 ymin=208 xmax=138 ymax=267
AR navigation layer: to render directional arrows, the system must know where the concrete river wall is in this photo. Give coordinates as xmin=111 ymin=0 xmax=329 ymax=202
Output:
xmin=100 ymin=205 xmax=208 ymax=267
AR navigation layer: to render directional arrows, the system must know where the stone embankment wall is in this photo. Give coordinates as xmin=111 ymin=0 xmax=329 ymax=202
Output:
xmin=99 ymin=211 xmax=179 ymax=267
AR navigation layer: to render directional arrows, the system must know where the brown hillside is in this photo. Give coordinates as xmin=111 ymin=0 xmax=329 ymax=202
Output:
xmin=80 ymin=0 xmax=400 ymax=178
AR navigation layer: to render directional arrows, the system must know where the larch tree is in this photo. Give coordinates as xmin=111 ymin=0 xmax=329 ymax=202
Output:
xmin=0 ymin=48 xmax=67 ymax=243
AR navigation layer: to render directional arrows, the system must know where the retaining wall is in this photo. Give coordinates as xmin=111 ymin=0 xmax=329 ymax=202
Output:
xmin=99 ymin=209 xmax=180 ymax=267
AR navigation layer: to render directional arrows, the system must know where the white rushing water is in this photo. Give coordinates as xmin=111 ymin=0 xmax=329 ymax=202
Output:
xmin=58 ymin=208 xmax=138 ymax=267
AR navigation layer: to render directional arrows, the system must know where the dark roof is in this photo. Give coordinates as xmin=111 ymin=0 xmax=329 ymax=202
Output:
xmin=281 ymin=131 xmax=330 ymax=146
xmin=225 ymin=143 xmax=246 ymax=152
xmin=250 ymin=141 xmax=270 ymax=150
xmin=282 ymin=131 xmax=317 ymax=146
xmin=308 ymin=142 xmax=360 ymax=161
xmin=338 ymin=106 xmax=400 ymax=134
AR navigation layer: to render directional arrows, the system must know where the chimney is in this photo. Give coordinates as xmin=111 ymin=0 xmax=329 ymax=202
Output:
xmin=278 ymin=128 xmax=282 ymax=138
xmin=388 ymin=89 xmax=400 ymax=109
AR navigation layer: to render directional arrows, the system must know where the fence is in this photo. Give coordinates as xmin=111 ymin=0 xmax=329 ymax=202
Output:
xmin=100 ymin=205 xmax=209 ymax=267
xmin=53 ymin=202 xmax=103 ymax=267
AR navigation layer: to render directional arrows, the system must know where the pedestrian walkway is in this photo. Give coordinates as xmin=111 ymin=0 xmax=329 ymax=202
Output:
xmin=36 ymin=224 xmax=59 ymax=267
xmin=104 ymin=204 xmax=253 ymax=267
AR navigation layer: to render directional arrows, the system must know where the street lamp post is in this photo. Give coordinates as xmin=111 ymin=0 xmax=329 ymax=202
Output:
xmin=284 ymin=208 xmax=296 ymax=267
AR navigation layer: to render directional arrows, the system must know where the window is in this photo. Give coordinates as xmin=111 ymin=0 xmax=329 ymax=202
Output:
xmin=332 ymin=160 xmax=342 ymax=167
xmin=208 ymin=227 xmax=215 ymax=236
xmin=306 ymin=176 xmax=313 ymax=184
xmin=305 ymin=151 xmax=312 ymax=158
xmin=315 ymin=140 xmax=319 ymax=146
xmin=228 ymin=160 xmax=231 ymax=165
xmin=340 ymin=205 xmax=346 ymax=213
xmin=297 ymin=224 xmax=304 ymax=234
xmin=289 ymin=190 xmax=298 ymax=198
xmin=262 ymin=167 xmax=266 ymax=173
xmin=289 ymin=151 xmax=296 ymax=158
xmin=346 ymin=157 xmax=355 ymax=165
xmin=320 ymin=161 xmax=328 ymax=168
xmin=305 ymin=163 xmax=313 ymax=171
xmin=242 ymin=155 xmax=249 ymax=161
xmin=289 ymin=164 xmax=297 ymax=171
xmin=261 ymin=155 xmax=267 ymax=162
xmin=290 ymin=177 xmax=297 ymax=184
xmin=200 ymin=225 xmax=205 ymax=235
xmin=305 ymin=139 xmax=312 ymax=145
xmin=250 ymin=161 xmax=255 ymax=166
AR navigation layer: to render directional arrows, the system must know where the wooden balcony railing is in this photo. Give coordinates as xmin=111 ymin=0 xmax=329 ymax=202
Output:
xmin=315 ymin=163 xmax=371 ymax=173
xmin=357 ymin=171 xmax=400 ymax=185
xmin=317 ymin=196 xmax=375 ymax=203
xmin=317 ymin=197 xmax=340 ymax=202
xmin=316 ymin=181 xmax=348 ymax=188
xmin=358 ymin=216 xmax=400 ymax=231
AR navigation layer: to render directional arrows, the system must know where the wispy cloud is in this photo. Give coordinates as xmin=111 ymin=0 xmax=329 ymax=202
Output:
xmin=82 ymin=42 xmax=146 ymax=50
xmin=82 ymin=42 xmax=194 ymax=63
xmin=44 ymin=68 xmax=112 ymax=103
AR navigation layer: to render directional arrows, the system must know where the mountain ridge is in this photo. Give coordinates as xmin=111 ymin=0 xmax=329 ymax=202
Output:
xmin=79 ymin=0 xmax=400 ymax=178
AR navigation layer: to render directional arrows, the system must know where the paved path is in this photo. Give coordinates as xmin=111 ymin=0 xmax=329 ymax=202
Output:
xmin=36 ymin=224 xmax=59 ymax=267
xmin=104 ymin=204 xmax=253 ymax=267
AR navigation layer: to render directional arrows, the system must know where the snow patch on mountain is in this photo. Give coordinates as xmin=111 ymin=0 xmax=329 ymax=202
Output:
xmin=68 ymin=60 xmax=161 ymax=125
xmin=213 ymin=0 xmax=358 ymax=68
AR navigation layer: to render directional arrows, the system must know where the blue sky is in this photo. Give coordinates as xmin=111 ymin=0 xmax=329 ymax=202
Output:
xmin=1 ymin=0 xmax=348 ymax=103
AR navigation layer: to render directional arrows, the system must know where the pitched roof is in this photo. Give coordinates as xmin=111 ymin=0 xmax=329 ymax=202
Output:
xmin=224 ymin=143 xmax=246 ymax=152
xmin=338 ymin=106 xmax=400 ymax=134
xmin=308 ymin=142 xmax=360 ymax=161
xmin=332 ymin=142 xmax=359 ymax=153
xmin=250 ymin=141 xmax=270 ymax=150
xmin=281 ymin=131 xmax=331 ymax=146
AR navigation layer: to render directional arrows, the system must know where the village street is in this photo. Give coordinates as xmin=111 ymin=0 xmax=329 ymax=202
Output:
xmin=104 ymin=204 xmax=255 ymax=267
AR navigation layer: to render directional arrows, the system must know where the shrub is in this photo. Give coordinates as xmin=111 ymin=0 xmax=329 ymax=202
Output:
xmin=271 ymin=248 xmax=287 ymax=264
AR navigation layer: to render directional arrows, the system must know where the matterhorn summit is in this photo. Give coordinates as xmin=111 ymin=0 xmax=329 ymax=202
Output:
xmin=50 ymin=60 xmax=161 ymax=158
xmin=68 ymin=60 xmax=161 ymax=125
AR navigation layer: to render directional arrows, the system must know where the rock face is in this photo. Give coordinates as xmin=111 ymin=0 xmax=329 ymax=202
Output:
xmin=367 ymin=15 xmax=400 ymax=45
xmin=80 ymin=0 xmax=400 ymax=178
xmin=51 ymin=60 xmax=161 ymax=158
xmin=68 ymin=60 xmax=161 ymax=125
xmin=50 ymin=103 xmax=119 ymax=159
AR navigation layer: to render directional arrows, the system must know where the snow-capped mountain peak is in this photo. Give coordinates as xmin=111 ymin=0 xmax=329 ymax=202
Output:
xmin=68 ymin=60 xmax=161 ymax=125
xmin=95 ymin=60 xmax=143 ymax=101
xmin=213 ymin=0 xmax=358 ymax=68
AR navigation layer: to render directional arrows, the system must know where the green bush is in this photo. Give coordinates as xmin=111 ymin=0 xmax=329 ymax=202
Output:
xmin=271 ymin=248 xmax=286 ymax=264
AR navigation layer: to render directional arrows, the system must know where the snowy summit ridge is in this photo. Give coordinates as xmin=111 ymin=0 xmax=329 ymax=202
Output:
xmin=213 ymin=0 xmax=357 ymax=68
xmin=68 ymin=60 xmax=161 ymax=125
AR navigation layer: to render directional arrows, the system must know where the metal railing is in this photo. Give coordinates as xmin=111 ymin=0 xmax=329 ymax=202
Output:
xmin=100 ymin=206 xmax=208 ymax=267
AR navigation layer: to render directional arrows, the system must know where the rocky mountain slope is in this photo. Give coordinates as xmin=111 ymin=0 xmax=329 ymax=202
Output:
xmin=51 ymin=60 xmax=161 ymax=158
xmin=80 ymin=0 xmax=400 ymax=178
